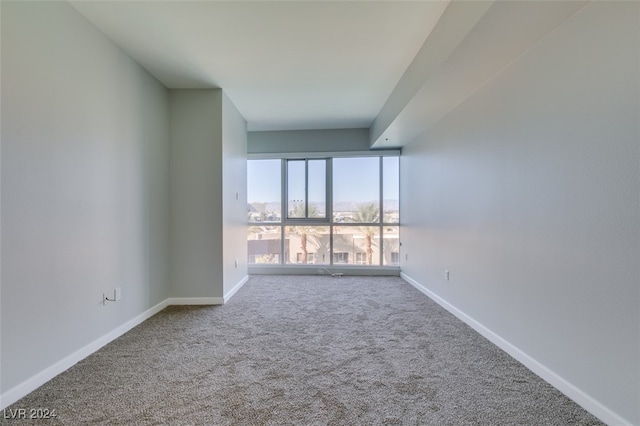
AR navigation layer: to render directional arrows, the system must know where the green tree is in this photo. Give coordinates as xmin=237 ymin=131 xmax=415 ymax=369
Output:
xmin=355 ymin=203 xmax=379 ymax=265
xmin=292 ymin=203 xmax=320 ymax=264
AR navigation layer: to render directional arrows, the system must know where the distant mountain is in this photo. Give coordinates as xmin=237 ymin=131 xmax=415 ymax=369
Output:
xmin=332 ymin=200 xmax=399 ymax=212
xmin=248 ymin=202 xmax=281 ymax=213
xmin=249 ymin=200 xmax=399 ymax=213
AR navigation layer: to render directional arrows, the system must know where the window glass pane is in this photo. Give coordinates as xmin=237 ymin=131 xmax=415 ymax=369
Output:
xmin=333 ymin=157 xmax=380 ymax=223
xmin=247 ymin=159 xmax=281 ymax=223
xmin=248 ymin=155 xmax=399 ymax=269
xmin=382 ymin=226 xmax=400 ymax=266
xmin=285 ymin=226 xmax=330 ymax=264
xmin=248 ymin=226 xmax=281 ymax=264
xmin=332 ymin=226 xmax=380 ymax=266
xmin=287 ymin=160 xmax=306 ymax=218
xmin=383 ymin=157 xmax=399 ymax=224
xmin=308 ymin=160 xmax=326 ymax=218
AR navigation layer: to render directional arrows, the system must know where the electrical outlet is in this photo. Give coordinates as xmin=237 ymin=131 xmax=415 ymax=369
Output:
xmin=104 ymin=288 xmax=122 ymax=305
xmin=445 ymin=270 xmax=450 ymax=281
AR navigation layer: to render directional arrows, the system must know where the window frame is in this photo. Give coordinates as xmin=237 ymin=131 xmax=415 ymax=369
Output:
xmin=248 ymin=151 xmax=400 ymax=269
xmin=284 ymin=158 xmax=330 ymax=222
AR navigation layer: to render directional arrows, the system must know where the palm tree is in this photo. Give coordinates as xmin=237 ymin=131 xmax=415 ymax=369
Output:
xmin=291 ymin=203 xmax=320 ymax=264
xmin=354 ymin=203 xmax=379 ymax=265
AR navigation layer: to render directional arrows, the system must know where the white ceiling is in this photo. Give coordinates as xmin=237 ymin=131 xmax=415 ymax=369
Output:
xmin=69 ymin=1 xmax=449 ymax=131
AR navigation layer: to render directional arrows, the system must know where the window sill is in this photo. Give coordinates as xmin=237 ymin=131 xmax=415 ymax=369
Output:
xmin=248 ymin=264 xmax=401 ymax=276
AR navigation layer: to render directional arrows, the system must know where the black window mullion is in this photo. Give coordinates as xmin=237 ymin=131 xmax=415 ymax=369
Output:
xmin=327 ymin=158 xmax=333 ymax=266
xmin=305 ymin=159 xmax=309 ymax=218
xmin=281 ymin=159 xmax=286 ymax=264
xmin=379 ymin=156 xmax=384 ymax=266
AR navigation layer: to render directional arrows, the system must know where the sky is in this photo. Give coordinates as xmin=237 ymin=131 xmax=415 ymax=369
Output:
xmin=247 ymin=157 xmax=399 ymax=204
xmin=247 ymin=159 xmax=281 ymax=203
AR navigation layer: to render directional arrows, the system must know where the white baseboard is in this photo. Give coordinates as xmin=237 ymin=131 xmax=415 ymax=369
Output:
xmin=166 ymin=297 xmax=223 ymax=305
xmin=5 ymin=273 xmax=630 ymax=426
xmin=224 ymin=275 xmax=249 ymax=303
xmin=400 ymin=272 xmax=633 ymax=426
xmin=0 ymin=299 xmax=170 ymax=410
xmin=1 ymin=292 xmax=236 ymax=410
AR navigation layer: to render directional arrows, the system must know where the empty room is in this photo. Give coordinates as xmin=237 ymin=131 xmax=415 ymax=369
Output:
xmin=1 ymin=1 xmax=638 ymax=424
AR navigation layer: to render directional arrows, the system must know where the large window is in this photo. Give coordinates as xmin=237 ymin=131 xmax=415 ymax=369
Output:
xmin=333 ymin=157 xmax=379 ymax=223
xmin=248 ymin=159 xmax=281 ymax=223
xmin=247 ymin=155 xmax=400 ymax=268
xmin=287 ymin=159 xmax=326 ymax=219
xmin=247 ymin=160 xmax=282 ymax=263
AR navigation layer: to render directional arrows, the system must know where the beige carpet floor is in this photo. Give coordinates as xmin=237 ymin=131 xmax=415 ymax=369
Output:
xmin=2 ymin=275 xmax=603 ymax=425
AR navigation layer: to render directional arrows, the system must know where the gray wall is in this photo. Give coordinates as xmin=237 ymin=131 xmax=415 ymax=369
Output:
xmin=222 ymin=94 xmax=249 ymax=297
xmin=400 ymin=2 xmax=639 ymax=424
xmin=169 ymin=89 xmax=248 ymax=299
xmin=169 ymin=90 xmax=224 ymax=298
xmin=248 ymin=128 xmax=370 ymax=154
xmin=1 ymin=1 xmax=170 ymax=394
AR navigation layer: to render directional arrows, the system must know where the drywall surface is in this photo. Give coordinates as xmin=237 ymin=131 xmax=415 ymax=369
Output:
xmin=248 ymin=128 xmax=370 ymax=154
xmin=1 ymin=1 xmax=170 ymax=394
xmin=222 ymin=94 xmax=248 ymax=296
xmin=371 ymin=1 xmax=588 ymax=150
xmin=370 ymin=0 xmax=489 ymax=147
xmin=401 ymin=2 xmax=639 ymax=424
xmin=169 ymin=90 xmax=224 ymax=298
